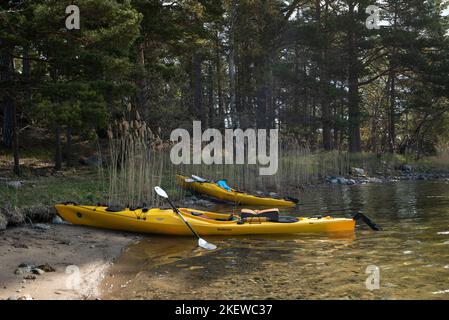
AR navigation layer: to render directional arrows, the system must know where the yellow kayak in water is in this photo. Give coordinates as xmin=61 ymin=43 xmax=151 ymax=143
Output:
xmin=54 ymin=204 xmax=355 ymax=236
xmin=176 ymin=175 xmax=297 ymax=207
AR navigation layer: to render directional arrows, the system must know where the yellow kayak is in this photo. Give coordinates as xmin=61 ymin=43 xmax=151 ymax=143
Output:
xmin=54 ymin=204 xmax=355 ymax=236
xmin=176 ymin=175 xmax=297 ymax=207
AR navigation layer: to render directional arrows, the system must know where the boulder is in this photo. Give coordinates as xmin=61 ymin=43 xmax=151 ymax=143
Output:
xmin=336 ymin=177 xmax=348 ymax=185
xmin=0 ymin=206 xmax=24 ymax=226
xmin=6 ymin=181 xmax=23 ymax=189
xmin=346 ymin=179 xmax=356 ymax=185
xmin=401 ymin=164 xmax=412 ymax=172
xmin=52 ymin=216 xmax=65 ymax=224
xmin=351 ymin=168 xmax=365 ymax=176
xmin=37 ymin=263 xmax=55 ymax=272
xmin=0 ymin=212 xmax=7 ymax=230
xmin=31 ymin=268 xmax=45 ymax=275
xmin=79 ymin=155 xmax=104 ymax=167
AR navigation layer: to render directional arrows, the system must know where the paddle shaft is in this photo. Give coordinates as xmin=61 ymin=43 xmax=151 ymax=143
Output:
xmin=353 ymin=212 xmax=382 ymax=231
xmin=165 ymin=198 xmax=202 ymax=239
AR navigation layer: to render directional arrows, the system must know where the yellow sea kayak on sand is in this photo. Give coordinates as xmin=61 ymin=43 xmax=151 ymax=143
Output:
xmin=54 ymin=204 xmax=356 ymax=236
xmin=176 ymin=175 xmax=297 ymax=207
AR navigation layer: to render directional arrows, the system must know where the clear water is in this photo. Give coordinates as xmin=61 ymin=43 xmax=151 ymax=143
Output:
xmin=101 ymin=180 xmax=449 ymax=299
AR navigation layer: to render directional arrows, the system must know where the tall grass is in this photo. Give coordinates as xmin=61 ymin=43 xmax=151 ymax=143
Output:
xmin=106 ymin=132 xmax=449 ymax=207
xmin=107 ymin=120 xmax=166 ymax=207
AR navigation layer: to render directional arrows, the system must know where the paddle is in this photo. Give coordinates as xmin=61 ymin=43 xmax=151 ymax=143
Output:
xmin=191 ymin=175 xmax=208 ymax=183
xmin=353 ymin=212 xmax=382 ymax=231
xmin=154 ymin=186 xmax=217 ymax=250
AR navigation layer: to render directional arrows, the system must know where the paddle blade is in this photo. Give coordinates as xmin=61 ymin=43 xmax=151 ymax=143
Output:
xmin=191 ymin=175 xmax=207 ymax=182
xmin=154 ymin=186 xmax=168 ymax=199
xmin=184 ymin=178 xmax=195 ymax=183
xmin=198 ymin=238 xmax=217 ymax=250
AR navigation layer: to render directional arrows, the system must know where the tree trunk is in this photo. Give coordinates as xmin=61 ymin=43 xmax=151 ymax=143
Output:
xmin=192 ymin=54 xmax=205 ymax=125
xmin=255 ymin=54 xmax=270 ymax=129
xmin=228 ymin=0 xmax=237 ymax=128
xmin=65 ymin=126 xmax=73 ymax=167
xmin=387 ymin=7 xmax=398 ymax=154
xmin=1 ymin=42 xmax=20 ymax=174
xmin=387 ymin=68 xmax=396 ymax=153
xmin=136 ymin=42 xmax=149 ymax=121
xmin=1 ymin=41 xmax=13 ymax=148
xmin=215 ymin=31 xmax=224 ymax=129
xmin=207 ymin=61 xmax=215 ymax=126
xmin=317 ymin=0 xmax=333 ymax=150
xmin=54 ymin=126 xmax=62 ymax=171
xmin=347 ymin=3 xmax=361 ymax=153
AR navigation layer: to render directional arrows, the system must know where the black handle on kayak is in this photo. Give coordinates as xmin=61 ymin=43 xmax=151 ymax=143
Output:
xmin=353 ymin=212 xmax=382 ymax=231
xmin=284 ymin=196 xmax=299 ymax=204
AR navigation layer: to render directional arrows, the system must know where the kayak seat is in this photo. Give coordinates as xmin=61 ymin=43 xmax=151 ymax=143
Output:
xmin=241 ymin=208 xmax=279 ymax=222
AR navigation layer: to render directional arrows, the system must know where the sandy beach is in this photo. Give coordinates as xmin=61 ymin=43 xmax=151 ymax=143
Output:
xmin=0 ymin=223 xmax=140 ymax=300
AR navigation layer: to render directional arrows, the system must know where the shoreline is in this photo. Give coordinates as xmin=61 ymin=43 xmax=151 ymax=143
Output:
xmin=0 ymin=223 xmax=140 ymax=300
xmin=1 ymin=172 xmax=448 ymax=300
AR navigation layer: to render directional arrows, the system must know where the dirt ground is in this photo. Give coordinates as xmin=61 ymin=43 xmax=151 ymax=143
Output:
xmin=0 ymin=223 xmax=139 ymax=300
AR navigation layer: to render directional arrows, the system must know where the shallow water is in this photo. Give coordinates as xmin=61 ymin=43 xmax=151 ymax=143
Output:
xmin=101 ymin=180 xmax=449 ymax=299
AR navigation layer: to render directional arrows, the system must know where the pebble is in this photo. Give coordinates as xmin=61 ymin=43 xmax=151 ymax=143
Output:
xmin=32 ymin=223 xmax=51 ymax=231
xmin=37 ymin=263 xmax=56 ymax=272
xmin=52 ymin=216 xmax=65 ymax=224
xmin=31 ymin=268 xmax=45 ymax=275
